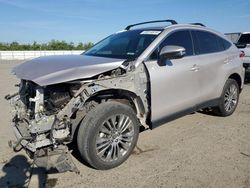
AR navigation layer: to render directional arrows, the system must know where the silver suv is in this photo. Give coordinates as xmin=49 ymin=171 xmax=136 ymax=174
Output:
xmin=6 ymin=20 xmax=245 ymax=172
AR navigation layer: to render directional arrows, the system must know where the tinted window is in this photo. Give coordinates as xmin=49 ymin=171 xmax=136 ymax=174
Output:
xmin=217 ymin=36 xmax=232 ymax=50
xmin=160 ymin=30 xmax=194 ymax=56
xmin=238 ymin=34 xmax=250 ymax=44
xmin=193 ymin=31 xmax=220 ymax=54
xmin=216 ymin=36 xmax=225 ymax=51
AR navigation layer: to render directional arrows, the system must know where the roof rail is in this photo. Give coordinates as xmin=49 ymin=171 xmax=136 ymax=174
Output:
xmin=190 ymin=23 xmax=206 ymax=27
xmin=125 ymin=19 xmax=178 ymax=30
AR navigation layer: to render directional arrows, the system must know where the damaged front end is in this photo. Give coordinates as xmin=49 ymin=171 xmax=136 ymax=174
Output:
xmin=6 ymin=61 xmax=149 ymax=173
xmin=6 ymin=80 xmax=82 ymax=173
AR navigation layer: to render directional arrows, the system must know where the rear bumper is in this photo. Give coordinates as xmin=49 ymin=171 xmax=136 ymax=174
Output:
xmin=243 ymin=56 xmax=250 ymax=64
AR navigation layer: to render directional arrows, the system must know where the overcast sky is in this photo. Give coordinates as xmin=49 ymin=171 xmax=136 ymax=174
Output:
xmin=0 ymin=0 xmax=249 ymax=43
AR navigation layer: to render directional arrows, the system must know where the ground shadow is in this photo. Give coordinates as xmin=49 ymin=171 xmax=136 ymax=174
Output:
xmin=67 ymin=139 xmax=93 ymax=169
xmin=244 ymin=76 xmax=250 ymax=85
xmin=0 ymin=155 xmax=48 ymax=188
xmin=197 ymin=109 xmax=221 ymax=117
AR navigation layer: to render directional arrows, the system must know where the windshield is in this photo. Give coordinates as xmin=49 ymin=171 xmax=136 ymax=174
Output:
xmin=84 ymin=29 xmax=162 ymax=59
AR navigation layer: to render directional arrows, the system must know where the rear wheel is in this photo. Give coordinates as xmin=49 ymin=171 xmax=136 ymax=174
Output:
xmin=214 ymin=79 xmax=239 ymax=116
xmin=77 ymin=101 xmax=140 ymax=170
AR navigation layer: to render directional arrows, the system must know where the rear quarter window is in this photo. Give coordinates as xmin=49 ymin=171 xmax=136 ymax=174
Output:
xmin=192 ymin=30 xmax=221 ymax=54
xmin=217 ymin=36 xmax=232 ymax=51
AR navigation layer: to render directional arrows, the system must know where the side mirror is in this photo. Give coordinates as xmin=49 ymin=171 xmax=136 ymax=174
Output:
xmin=235 ymin=43 xmax=246 ymax=49
xmin=159 ymin=45 xmax=186 ymax=60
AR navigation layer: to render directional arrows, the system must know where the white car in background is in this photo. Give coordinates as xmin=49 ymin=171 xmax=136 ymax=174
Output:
xmin=225 ymin=32 xmax=250 ymax=77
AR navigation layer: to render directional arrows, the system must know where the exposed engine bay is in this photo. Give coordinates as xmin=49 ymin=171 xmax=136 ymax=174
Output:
xmin=6 ymin=62 xmax=149 ymax=173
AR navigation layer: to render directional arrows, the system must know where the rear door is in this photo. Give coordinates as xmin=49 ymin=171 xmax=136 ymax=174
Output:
xmin=191 ymin=30 xmax=231 ymax=105
xmin=145 ymin=30 xmax=200 ymax=127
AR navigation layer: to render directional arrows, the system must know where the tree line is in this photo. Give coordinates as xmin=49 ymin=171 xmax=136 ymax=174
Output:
xmin=0 ymin=40 xmax=94 ymax=51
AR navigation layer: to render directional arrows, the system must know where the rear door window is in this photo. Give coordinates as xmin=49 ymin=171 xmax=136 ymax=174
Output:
xmin=192 ymin=30 xmax=221 ymax=55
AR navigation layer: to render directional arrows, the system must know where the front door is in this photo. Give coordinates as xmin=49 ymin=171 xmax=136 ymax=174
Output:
xmin=144 ymin=30 xmax=200 ymax=127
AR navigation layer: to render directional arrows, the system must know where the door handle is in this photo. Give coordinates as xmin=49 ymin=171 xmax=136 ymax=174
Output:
xmin=190 ymin=64 xmax=200 ymax=72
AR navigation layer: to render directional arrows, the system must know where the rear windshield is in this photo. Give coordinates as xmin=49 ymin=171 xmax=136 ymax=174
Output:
xmin=238 ymin=34 xmax=250 ymax=44
xmin=84 ymin=30 xmax=162 ymax=59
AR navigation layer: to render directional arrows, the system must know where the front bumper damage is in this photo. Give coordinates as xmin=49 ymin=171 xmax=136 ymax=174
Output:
xmin=6 ymin=90 xmax=81 ymax=173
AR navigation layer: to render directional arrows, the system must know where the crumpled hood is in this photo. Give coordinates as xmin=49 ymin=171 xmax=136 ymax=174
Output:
xmin=13 ymin=55 xmax=125 ymax=86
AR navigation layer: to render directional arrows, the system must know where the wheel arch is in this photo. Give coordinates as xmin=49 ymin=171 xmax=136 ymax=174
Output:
xmin=228 ymin=73 xmax=242 ymax=92
xmin=86 ymin=89 xmax=146 ymax=114
xmin=71 ymin=88 xmax=147 ymax=139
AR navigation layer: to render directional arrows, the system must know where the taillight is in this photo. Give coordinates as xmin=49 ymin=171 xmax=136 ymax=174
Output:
xmin=240 ymin=51 xmax=245 ymax=58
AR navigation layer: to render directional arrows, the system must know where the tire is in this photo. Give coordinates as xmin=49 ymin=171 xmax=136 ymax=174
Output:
xmin=214 ymin=79 xmax=239 ymax=116
xmin=77 ymin=101 xmax=140 ymax=170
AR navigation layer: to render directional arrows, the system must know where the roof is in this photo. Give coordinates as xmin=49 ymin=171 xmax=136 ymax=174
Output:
xmin=124 ymin=20 xmax=206 ymax=31
xmin=128 ymin=24 xmax=206 ymax=32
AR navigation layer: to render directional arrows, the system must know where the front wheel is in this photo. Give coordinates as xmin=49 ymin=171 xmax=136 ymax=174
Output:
xmin=77 ymin=101 xmax=140 ymax=170
xmin=214 ymin=79 xmax=239 ymax=116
